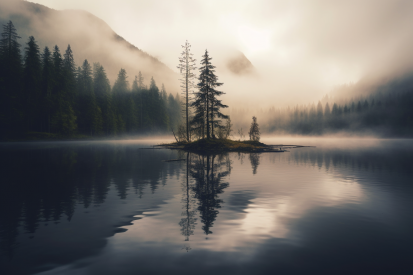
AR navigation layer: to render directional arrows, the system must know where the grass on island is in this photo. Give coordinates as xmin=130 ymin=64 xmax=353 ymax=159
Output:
xmin=159 ymin=138 xmax=283 ymax=153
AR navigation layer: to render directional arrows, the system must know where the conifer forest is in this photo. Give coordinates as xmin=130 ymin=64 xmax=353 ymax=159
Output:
xmin=233 ymin=85 xmax=413 ymax=137
xmin=0 ymin=21 xmax=182 ymax=139
xmin=2 ymin=18 xmax=413 ymax=140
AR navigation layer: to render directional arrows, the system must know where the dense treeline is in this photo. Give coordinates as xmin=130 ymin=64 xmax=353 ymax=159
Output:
xmin=261 ymin=89 xmax=413 ymax=136
xmin=229 ymin=81 xmax=413 ymax=137
xmin=0 ymin=21 xmax=182 ymax=139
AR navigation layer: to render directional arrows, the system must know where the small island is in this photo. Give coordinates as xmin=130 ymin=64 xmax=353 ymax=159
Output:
xmin=157 ymin=46 xmax=310 ymax=154
xmin=159 ymin=139 xmax=288 ymax=153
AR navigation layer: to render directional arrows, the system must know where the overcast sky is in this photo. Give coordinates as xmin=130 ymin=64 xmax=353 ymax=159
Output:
xmin=28 ymin=0 xmax=413 ymax=107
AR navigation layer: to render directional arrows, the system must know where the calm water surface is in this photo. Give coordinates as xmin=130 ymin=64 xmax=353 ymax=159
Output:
xmin=1 ymin=137 xmax=412 ymax=275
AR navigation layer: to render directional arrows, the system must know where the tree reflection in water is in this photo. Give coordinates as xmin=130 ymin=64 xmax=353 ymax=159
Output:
xmin=180 ymin=153 xmax=231 ymax=240
xmin=249 ymin=153 xmax=260 ymax=174
xmin=0 ymin=144 xmax=181 ymax=262
xmin=179 ymin=153 xmax=197 ymax=251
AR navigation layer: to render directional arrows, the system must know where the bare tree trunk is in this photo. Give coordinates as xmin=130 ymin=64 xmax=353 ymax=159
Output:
xmin=206 ymin=85 xmax=210 ymax=139
xmin=178 ymin=41 xmax=196 ymax=142
xmin=186 ymin=58 xmax=189 ymax=142
xmin=211 ymin=100 xmax=214 ymax=138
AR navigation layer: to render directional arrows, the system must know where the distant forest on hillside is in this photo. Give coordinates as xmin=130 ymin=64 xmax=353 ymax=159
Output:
xmin=0 ymin=21 xmax=182 ymax=139
xmin=230 ymin=76 xmax=413 ymax=137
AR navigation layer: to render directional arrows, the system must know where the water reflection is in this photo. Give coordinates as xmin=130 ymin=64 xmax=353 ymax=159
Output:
xmin=179 ymin=152 xmax=232 ymax=251
xmin=249 ymin=153 xmax=260 ymax=174
xmin=284 ymin=142 xmax=413 ymax=175
xmin=189 ymin=153 xmax=231 ymax=236
xmin=0 ymin=143 xmax=182 ymax=274
xmin=179 ymin=153 xmax=196 ymax=250
xmin=1 ymin=140 xmax=412 ymax=275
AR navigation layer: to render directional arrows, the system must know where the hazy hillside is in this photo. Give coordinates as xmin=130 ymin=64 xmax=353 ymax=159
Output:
xmin=226 ymin=51 xmax=255 ymax=76
xmin=325 ymin=73 xmax=413 ymax=106
xmin=0 ymin=0 xmax=179 ymax=91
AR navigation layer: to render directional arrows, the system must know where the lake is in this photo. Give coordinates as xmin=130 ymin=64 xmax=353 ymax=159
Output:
xmin=1 ymin=137 xmax=412 ymax=275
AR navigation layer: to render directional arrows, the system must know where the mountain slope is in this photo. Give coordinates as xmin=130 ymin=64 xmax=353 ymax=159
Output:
xmin=0 ymin=0 xmax=178 ymax=90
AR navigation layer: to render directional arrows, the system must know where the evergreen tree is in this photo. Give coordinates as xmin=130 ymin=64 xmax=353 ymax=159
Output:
xmin=159 ymin=83 xmax=169 ymax=130
xmin=62 ymin=45 xmax=77 ymax=106
xmin=148 ymin=77 xmax=161 ymax=129
xmin=112 ymin=68 xmax=129 ymax=133
xmin=332 ymin=103 xmax=338 ymax=116
xmin=52 ymin=46 xmax=62 ymax=76
xmin=40 ymin=46 xmax=53 ymax=132
xmin=51 ymin=45 xmax=77 ymax=135
xmin=194 ymin=50 xmax=227 ymax=139
xmin=137 ymin=71 xmax=145 ymax=89
xmin=132 ymin=75 xmax=138 ymax=92
xmin=0 ymin=20 xmax=23 ymax=135
xmin=131 ymin=75 xmax=142 ymax=130
xmin=93 ymin=63 xmax=116 ymax=134
xmin=317 ymin=101 xmax=323 ymax=118
xmin=126 ymin=96 xmax=138 ymax=132
xmin=161 ymin=83 xmax=168 ymax=103
xmin=351 ymin=101 xmax=356 ymax=113
xmin=136 ymin=71 xmax=145 ymax=128
xmin=324 ymin=103 xmax=331 ymax=117
xmin=77 ymin=59 xmax=101 ymax=135
xmin=168 ymin=93 xmax=182 ymax=131
xmin=248 ymin=116 xmax=260 ymax=141
xmin=190 ymin=90 xmax=206 ymax=139
xmin=23 ymin=36 xmax=42 ymax=132
xmin=209 ymin=80 xmax=228 ymax=137
xmin=50 ymin=45 xmax=63 ymax=132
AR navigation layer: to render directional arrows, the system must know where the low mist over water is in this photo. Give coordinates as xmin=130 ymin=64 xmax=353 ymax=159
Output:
xmin=1 ymin=138 xmax=412 ymax=275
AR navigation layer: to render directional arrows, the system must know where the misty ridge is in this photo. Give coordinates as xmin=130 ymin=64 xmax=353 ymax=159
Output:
xmin=0 ymin=0 xmax=177 ymax=86
xmin=1 ymin=0 xmax=413 ymax=140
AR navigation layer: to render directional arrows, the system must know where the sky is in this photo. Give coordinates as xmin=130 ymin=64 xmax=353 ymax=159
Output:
xmin=25 ymin=0 xmax=413 ymax=107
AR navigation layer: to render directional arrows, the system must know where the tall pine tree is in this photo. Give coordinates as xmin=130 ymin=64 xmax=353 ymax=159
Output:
xmin=93 ymin=63 xmax=116 ymax=134
xmin=51 ymin=45 xmax=77 ymax=135
xmin=23 ymin=36 xmax=42 ymax=132
xmin=112 ymin=68 xmax=129 ymax=133
xmin=193 ymin=50 xmax=227 ymax=139
xmin=0 ymin=21 xmax=23 ymax=136
xmin=77 ymin=59 xmax=101 ymax=135
xmin=40 ymin=46 xmax=53 ymax=132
